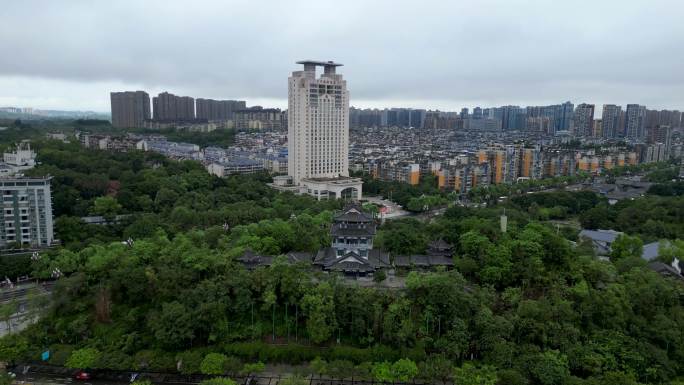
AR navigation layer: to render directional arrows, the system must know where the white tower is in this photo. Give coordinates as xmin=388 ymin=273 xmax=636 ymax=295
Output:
xmin=287 ymin=60 xmax=361 ymax=200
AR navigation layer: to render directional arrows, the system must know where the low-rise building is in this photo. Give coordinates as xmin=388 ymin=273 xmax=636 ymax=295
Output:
xmin=138 ymin=139 xmax=200 ymax=159
xmin=1 ymin=143 xmax=36 ymax=176
xmin=207 ymin=158 xmax=264 ymax=176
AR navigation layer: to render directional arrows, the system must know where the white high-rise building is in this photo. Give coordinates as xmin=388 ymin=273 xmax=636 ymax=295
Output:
xmin=283 ymin=60 xmax=362 ymax=200
xmin=1 ymin=177 xmax=54 ymax=248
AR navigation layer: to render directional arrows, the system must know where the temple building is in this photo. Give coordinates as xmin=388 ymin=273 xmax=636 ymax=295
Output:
xmin=313 ymin=204 xmax=389 ymax=276
xmin=394 ymin=239 xmax=454 ymax=269
xmin=236 ymin=205 xmax=455 ymax=279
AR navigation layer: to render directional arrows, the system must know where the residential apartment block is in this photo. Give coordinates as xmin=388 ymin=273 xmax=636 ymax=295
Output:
xmin=110 ymin=91 xmax=151 ymax=128
xmin=195 ymin=99 xmax=246 ymax=121
xmin=234 ymin=107 xmax=287 ymax=130
xmin=0 ymin=177 xmax=54 ymax=248
xmin=153 ymin=92 xmax=195 ymax=121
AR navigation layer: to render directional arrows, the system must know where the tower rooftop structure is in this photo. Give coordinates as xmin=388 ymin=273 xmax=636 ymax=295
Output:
xmin=296 ymin=60 xmax=343 ymax=66
xmin=296 ymin=60 xmax=343 ymax=74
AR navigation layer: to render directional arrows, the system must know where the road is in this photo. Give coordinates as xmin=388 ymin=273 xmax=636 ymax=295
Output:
xmin=0 ymin=311 xmax=39 ymax=337
xmin=8 ymin=369 xmax=412 ymax=385
xmin=363 ymin=196 xmax=449 ymax=222
xmin=10 ymin=371 xmax=129 ymax=385
xmin=0 ymin=282 xmax=54 ymax=304
xmin=0 ymin=282 xmax=53 ymax=337
xmin=362 ymin=196 xmax=409 ymax=219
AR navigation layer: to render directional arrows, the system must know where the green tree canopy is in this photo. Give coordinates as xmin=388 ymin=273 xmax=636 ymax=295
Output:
xmin=610 ymin=234 xmax=644 ymax=261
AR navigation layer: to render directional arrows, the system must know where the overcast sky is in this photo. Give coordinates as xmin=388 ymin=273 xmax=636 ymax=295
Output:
xmin=1 ymin=0 xmax=683 ymax=114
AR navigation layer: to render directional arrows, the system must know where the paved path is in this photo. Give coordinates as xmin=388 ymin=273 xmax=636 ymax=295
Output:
xmin=362 ymin=196 xmax=450 ymax=223
xmin=361 ymin=196 xmax=409 ymax=219
xmin=0 ymin=282 xmax=52 ymax=337
xmin=0 ymin=312 xmax=39 ymax=337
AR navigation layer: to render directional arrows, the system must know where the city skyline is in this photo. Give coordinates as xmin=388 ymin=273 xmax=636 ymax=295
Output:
xmin=1 ymin=0 xmax=683 ymax=113
xmin=8 ymin=96 xmax=682 ymax=122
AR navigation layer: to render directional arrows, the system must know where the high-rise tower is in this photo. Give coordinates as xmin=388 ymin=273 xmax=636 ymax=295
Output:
xmin=110 ymin=91 xmax=150 ymax=128
xmin=285 ymin=60 xmax=362 ymax=200
xmin=625 ymin=104 xmax=647 ymax=141
xmin=574 ymin=103 xmax=595 ymax=137
xmin=601 ymin=104 xmax=622 ymax=139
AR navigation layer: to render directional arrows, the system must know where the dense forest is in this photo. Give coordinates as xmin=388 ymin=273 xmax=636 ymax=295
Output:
xmin=1 ymin=136 xmax=684 ymax=384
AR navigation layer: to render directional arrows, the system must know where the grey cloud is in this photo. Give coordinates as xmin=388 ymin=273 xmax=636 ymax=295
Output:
xmin=0 ymin=0 xmax=683 ymax=111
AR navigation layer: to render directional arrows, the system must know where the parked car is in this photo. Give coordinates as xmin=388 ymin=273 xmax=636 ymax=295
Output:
xmin=73 ymin=370 xmax=92 ymax=380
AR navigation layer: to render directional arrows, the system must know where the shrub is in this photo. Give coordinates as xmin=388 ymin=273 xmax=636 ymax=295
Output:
xmin=354 ymin=362 xmax=374 ymax=380
xmin=176 ymin=350 xmax=205 ymax=375
xmin=241 ymin=361 xmax=265 ymax=376
xmin=372 ymin=359 xmax=419 ymax=382
xmin=0 ymin=335 xmax=31 ymax=364
xmin=97 ymin=350 xmax=133 ymax=370
xmin=47 ymin=345 xmax=75 ymax=366
xmin=328 ymin=345 xmax=374 ymax=364
xmin=66 ymin=348 xmax=100 ymax=369
xmin=224 ymin=356 xmax=242 ymax=376
xmin=134 ymin=350 xmax=176 ymax=371
xmin=372 ymin=362 xmax=393 ymax=382
xmin=391 ymin=358 xmax=418 ymax=382
xmin=221 ymin=343 xmax=318 ymax=365
xmin=371 ymin=345 xmax=400 ymax=363
xmin=309 ymin=357 xmax=327 ymax=376
xmin=200 ymin=353 xmax=228 ymax=375
xmin=327 ymin=360 xmax=355 ymax=379
xmin=418 ymin=355 xmax=452 ymax=382
xmin=453 ymin=363 xmax=498 ymax=385
xmin=217 ymin=343 xmax=399 ymax=366
xmin=496 ymin=369 xmax=528 ymax=385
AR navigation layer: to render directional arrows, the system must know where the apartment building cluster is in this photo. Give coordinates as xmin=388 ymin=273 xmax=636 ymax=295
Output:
xmin=77 ymin=128 xmax=290 ymax=177
xmin=350 ymin=107 xmax=426 ymax=129
xmin=359 ymin=137 xmax=673 ymax=195
xmin=350 ymin=102 xmax=682 ymax=145
xmin=110 ymin=91 xmax=286 ymax=131
xmin=350 ymin=103 xmax=575 ymax=133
